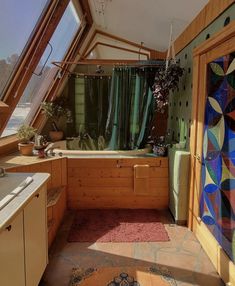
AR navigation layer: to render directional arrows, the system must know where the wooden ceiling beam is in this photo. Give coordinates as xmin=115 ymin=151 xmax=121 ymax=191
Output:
xmin=82 ymin=28 xmax=166 ymax=60
xmin=84 ymin=41 xmax=150 ymax=59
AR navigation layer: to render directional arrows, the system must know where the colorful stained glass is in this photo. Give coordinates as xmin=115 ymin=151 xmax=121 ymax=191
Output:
xmin=200 ymin=53 xmax=235 ymax=263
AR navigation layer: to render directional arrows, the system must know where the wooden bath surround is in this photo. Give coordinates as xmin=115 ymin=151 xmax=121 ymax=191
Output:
xmin=67 ymin=157 xmax=168 ymax=209
xmin=0 ymin=154 xmax=168 ymax=246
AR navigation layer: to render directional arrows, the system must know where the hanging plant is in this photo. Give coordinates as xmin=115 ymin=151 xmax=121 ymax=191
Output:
xmin=153 ymin=60 xmax=184 ymax=113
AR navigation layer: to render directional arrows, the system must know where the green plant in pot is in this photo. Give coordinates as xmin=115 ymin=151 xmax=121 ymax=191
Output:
xmin=41 ymin=96 xmax=71 ymax=142
xmin=17 ymin=124 xmax=37 ymax=156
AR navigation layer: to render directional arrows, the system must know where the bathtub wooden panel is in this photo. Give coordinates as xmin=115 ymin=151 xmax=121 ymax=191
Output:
xmin=68 ymin=195 xmax=168 ymax=209
xmin=67 ymin=157 xmax=169 ymax=209
xmin=68 ymin=166 xmax=168 ymax=178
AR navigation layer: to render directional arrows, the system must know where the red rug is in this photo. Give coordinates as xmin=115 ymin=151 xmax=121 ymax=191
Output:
xmin=67 ymin=209 xmax=169 ymax=242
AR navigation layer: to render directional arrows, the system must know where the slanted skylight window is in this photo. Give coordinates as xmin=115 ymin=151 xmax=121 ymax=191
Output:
xmin=1 ymin=1 xmax=81 ymax=137
xmin=0 ymin=0 xmax=49 ymax=99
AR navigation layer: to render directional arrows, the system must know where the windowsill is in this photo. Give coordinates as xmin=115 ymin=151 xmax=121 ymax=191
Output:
xmin=0 ymin=151 xmax=63 ymax=169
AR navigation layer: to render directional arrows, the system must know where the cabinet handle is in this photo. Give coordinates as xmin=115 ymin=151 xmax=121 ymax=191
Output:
xmin=35 ymin=193 xmax=40 ymax=198
xmin=6 ymin=225 xmax=12 ymax=231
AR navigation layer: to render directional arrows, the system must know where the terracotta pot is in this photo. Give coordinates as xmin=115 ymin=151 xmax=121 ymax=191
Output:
xmin=18 ymin=142 xmax=34 ymax=156
xmin=49 ymin=131 xmax=63 ymax=142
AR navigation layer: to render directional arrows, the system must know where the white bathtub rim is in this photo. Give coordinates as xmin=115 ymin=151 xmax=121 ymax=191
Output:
xmin=52 ymin=147 xmax=150 ymax=155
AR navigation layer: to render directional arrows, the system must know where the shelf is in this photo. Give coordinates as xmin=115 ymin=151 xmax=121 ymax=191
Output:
xmin=47 ymin=187 xmax=64 ymax=208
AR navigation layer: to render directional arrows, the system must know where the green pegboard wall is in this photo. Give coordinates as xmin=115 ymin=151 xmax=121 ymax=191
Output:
xmin=168 ymin=4 xmax=235 ymax=150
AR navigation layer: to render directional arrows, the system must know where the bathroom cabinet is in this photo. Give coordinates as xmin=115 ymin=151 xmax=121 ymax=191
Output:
xmin=0 ymin=184 xmax=48 ymax=286
xmin=0 ymin=211 xmax=25 ymax=285
xmin=24 ymin=185 xmax=47 ymax=286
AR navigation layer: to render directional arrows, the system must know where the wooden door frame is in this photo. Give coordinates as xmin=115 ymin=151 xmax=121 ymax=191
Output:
xmin=189 ymin=21 xmax=235 ymax=285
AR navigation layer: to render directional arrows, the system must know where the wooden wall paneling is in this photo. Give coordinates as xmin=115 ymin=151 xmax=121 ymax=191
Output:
xmin=69 ymin=177 xmax=133 ymax=188
xmin=174 ymin=0 xmax=234 ymax=54
xmin=68 ymin=166 xmax=168 ymax=178
xmin=118 ymin=158 xmax=168 ymax=168
xmin=68 ymin=167 xmax=133 ymax=178
xmin=51 ymin=159 xmax=62 ymax=188
xmin=194 ymin=20 xmax=235 ymax=57
xmin=67 ymin=186 xmax=133 ymax=199
xmin=67 ymin=158 xmax=169 ymax=209
xmin=68 ymin=158 xmax=118 ymax=168
xmin=68 ymin=196 xmax=168 ymax=210
xmin=61 ymin=157 xmax=67 ymax=186
xmin=36 ymin=162 xmax=52 ymax=190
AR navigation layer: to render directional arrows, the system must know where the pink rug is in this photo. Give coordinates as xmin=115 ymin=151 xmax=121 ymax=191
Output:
xmin=67 ymin=209 xmax=169 ymax=242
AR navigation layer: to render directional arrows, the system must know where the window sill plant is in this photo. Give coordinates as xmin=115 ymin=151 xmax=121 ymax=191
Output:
xmin=17 ymin=124 xmax=37 ymax=156
xmin=41 ymin=96 xmax=71 ymax=142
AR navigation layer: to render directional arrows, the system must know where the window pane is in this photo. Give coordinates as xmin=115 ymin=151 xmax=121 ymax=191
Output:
xmin=1 ymin=2 xmax=81 ymax=137
xmin=0 ymin=0 xmax=49 ymax=99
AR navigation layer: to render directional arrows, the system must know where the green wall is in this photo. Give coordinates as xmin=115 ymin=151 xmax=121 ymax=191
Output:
xmin=168 ymin=4 xmax=235 ymax=150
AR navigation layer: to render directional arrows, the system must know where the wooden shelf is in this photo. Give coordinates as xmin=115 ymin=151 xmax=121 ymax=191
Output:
xmin=47 ymin=187 xmax=64 ymax=208
xmin=47 ymin=186 xmax=66 ymax=248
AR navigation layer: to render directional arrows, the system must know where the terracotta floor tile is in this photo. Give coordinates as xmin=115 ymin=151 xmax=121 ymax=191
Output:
xmin=43 ymin=210 xmax=225 ymax=286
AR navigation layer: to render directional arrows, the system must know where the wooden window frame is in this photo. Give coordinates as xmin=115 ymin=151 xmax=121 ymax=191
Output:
xmin=0 ymin=0 xmax=92 ymax=155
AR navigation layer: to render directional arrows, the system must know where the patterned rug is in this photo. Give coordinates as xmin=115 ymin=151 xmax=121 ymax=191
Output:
xmin=69 ymin=266 xmax=177 ymax=286
xmin=68 ymin=209 xmax=169 ymax=242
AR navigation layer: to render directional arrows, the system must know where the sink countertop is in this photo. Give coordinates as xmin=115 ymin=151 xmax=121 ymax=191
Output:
xmin=0 ymin=172 xmax=50 ymax=232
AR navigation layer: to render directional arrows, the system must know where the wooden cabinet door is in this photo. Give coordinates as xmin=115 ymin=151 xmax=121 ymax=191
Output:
xmin=24 ymin=185 xmax=48 ymax=286
xmin=0 ymin=212 xmax=25 ymax=286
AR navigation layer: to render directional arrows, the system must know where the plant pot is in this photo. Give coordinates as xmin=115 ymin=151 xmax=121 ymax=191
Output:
xmin=49 ymin=131 xmax=63 ymax=142
xmin=18 ymin=142 xmax=34 ymax=156
xmin=153 ymin=145 xmax=167 ymax=157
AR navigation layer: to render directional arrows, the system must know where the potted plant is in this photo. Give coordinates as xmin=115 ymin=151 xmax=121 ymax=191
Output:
xmin=17 ymin=124 xmax=37 ymax=156
xmin=41 ymin=96 xmax=71 ymax=142
xmin=148 ymin=60 xmax=184 ymax=154
xmin=153 ymin=60 xmax=184 ymax=113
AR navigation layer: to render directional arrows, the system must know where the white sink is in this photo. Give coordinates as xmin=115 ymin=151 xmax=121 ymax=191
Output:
xmin=0 ymin=174 xmax=33 ymax=210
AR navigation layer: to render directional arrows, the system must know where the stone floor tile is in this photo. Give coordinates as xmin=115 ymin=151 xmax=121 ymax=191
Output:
xmin=43 ymin=210 xmax=225 ymax=286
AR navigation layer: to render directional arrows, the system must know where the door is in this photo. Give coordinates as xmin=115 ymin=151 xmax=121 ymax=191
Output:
xmin=190 ymin=25 xmax=235 ymax=283
xmin=24 ymin=185 xmax=48 ymax=286
xmin=0 ymin=211 xmax=25 ymax=286
xmin=199 ymin=53 xmax=235 ymax=263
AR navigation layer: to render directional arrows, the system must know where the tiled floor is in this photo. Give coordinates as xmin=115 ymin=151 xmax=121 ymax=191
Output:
xmin=43 ymin=210 xmax=225 ymax=286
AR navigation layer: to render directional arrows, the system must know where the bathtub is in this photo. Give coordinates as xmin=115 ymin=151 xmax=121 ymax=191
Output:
xmin=46 ymin=140 xmax=152 ymax=157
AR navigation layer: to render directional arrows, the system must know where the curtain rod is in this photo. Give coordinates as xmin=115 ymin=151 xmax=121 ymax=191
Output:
xmin=52 ymin=60 xmax=165 ymax=68
xmin=70 ymin=73 xmax=112 ymax=77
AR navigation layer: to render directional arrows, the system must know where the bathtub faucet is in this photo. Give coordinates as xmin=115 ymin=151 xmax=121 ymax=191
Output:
xmin=44 ymin=143 xmax=55 ymax=157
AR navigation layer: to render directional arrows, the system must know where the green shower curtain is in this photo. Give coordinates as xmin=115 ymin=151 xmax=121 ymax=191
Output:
xmin=106 ymin=67 xmax=155 ymax=150
xmin=84 ymin=76 xmax=111 ymax=138
xmin=70 ymin=66 xmax=159 ymax=150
